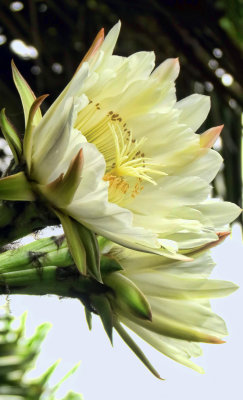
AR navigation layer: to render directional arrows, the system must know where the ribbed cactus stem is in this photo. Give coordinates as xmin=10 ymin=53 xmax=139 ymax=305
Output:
xmin=0 ymin=236 xmax=109 ymax=304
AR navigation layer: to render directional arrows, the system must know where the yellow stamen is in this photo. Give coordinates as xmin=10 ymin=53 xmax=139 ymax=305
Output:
xmin=108 ymin=122 xmax=166 ymax=184
xmin=75 ymin=99 xmax=166 ymax=204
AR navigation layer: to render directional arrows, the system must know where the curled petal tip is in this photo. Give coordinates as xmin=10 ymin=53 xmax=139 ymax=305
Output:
xmin=217 ymin=231 xmax=230 ymax=238
xmin=216 ymin=231 xmax=231 ymax=246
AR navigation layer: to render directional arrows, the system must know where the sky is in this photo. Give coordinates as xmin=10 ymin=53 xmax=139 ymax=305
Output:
xmin=5 ymin=223 xmax=243 ymax=400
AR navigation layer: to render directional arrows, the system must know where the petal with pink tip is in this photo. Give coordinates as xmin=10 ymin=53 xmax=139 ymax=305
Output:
xmin=200 ymin=125 xmax=224 ymax=148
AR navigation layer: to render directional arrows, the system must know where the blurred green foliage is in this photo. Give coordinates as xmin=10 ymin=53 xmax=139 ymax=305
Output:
xmin=0 ymin=0 xmax=242 ymax=219
xmin=0 ymin=304 xmax=83 ymax=399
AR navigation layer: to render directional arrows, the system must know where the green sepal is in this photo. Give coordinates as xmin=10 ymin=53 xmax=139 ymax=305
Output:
xmin=54 ymin=211 xmax=87 ymax=276
xmin=0 ymin=171 xmax=35 ymax=201
xmin=24 ymin=94 xmax=48 ymax=172
xmin=85 ymin=307 xmax=92 ymax=330
xmin=0 ymin=108 xmax=22 ymax=163
xmin=114 ymin=320 xmax=163 ymax=380
xmin=104 ymin=272 xmax=152 ymax=321
xmin=76 ymin=223 xmax=102 ymax=283
xmin=11 ymin=60 xmax=42 ymax=127
xmin=90 ymin=294 xmax=113 ymax=344
xmin=100 ymin=255 xmax=124 ymax=274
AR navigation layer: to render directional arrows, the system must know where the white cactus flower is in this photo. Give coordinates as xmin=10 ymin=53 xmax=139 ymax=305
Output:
xmin=0 ymin=21 xmax=241 ymax=261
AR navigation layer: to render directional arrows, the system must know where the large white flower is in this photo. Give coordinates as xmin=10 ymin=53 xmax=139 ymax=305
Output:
xmin=102 ymin=241 xmax=238 ymax=375
xmin=0 ymin=22 xmax=241 ymax=261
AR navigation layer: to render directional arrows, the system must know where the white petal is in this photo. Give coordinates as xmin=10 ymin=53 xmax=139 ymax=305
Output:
xmin=86 ymin=52 xmax=155 ymax=101
xmin=31 ymin=97 xmax=75 ymax=183
xmin=128 ymin=271 xmax=238 ymax=299
xmin=32 ymin=63 xmax=89 ymax=162
xmin=134 ymin=213 xmax=202 ymax=235
xmin=152 ymin=58 xmax=180 ymax=82
xmin=130 ymin=297 xmax=229 ymax=342
xmin=101 ymin=78 xmax=167 ymax=118
xmin=120 ymin=250 xmax=215 ymax=277
xmin=65 ymin=143 xmax=161 ymax=252
xmin=121 ymin=317 xmax=204 ymax=373
xmin=176 ymin=94 xmax=211 ymax=131
xmin=100 ymin=21 xmax=121 ymax=58
xmin=178 ymin=148 xmax=223 ymax=183
xmin=167 ymin=230 xmax=218 ymax=250
xmin=194 ymin=201 xmax=242 ymax=228
xmin=130 ymin=176 xmax=211 ymax=215
xmin=127 ymin=51 xmax=155 ymax=79
xmin=148 ymin=297 xmax=228 ymax=338
xmin=157 ymin=252 xmax=216 ymax=278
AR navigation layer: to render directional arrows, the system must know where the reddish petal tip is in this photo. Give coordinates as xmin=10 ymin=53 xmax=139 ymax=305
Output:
xmin=200 ymin=125 xmax=224 ymax=148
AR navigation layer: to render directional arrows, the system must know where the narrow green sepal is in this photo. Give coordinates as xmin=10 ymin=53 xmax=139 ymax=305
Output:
xmin=104 ymin=272 xmax=152 ymax=321
xmin=0 ymin=108 xmax=22 ymax=163
xmin=100 ymin=255 xmax=124 ymax=274
xmin=85 ymin=307 xmax=92 ymax=330
xmin=11 ymin=60 xmax=42 ymax=127
xmin=91 ymin=294 xmax=113 ymax=344
xmin=76 ymin=224 xmax=102 ymax=283
xmin=114 ymin=320 xmax=163 ymax=380
xmin=24 ymin=94 xmax=48 ymax=172
xmin=0 ymin=172 xmax=35 ymax=201
xmin=54 ymin=211 xmax=87 ymax=276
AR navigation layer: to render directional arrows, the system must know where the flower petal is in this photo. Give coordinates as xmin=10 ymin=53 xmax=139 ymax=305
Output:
xmin=133 ymin=297 xmax=228 ymax=343
xmin=99 ymin=20 xmax=121 ymax=59
xmin=31 ymin=97 xmax=76 ymax=183
xmin=128 ymin=271 xmax=238 ymax=299
xmin=194 ymin=201 xmax=242 ymax=228
xmin=200 ymin=125 xmax=223 ymax=148
xmin=176 ymin=94 xmax=211 ymax=131
xmin=120 ymin=317 xmax=204 ymax=373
